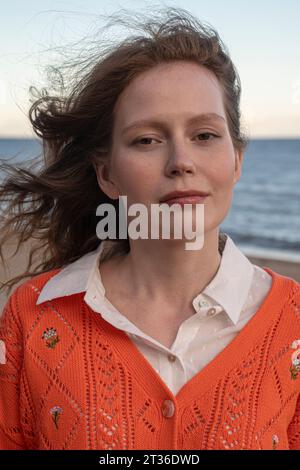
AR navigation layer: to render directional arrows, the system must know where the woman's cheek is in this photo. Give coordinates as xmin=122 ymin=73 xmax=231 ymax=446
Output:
xmin=211 ymin=155 xmax=236 ymax=189
xmin=123 ymin=162 xmax=156 ymax=198
xmin=113 ymin=169 xmax=151 ymax=205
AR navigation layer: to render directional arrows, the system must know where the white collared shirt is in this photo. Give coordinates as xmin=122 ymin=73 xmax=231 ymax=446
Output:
xmin=37 ymin=234 xmax=272 ymax=396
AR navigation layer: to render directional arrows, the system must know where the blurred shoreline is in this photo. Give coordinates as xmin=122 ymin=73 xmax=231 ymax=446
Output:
xmin=0 ymin=239 xmax=299 ymax=312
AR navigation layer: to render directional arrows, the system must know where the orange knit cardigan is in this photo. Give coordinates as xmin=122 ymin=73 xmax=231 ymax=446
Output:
xmin=0 ymin=267 xmax=300 ymax=450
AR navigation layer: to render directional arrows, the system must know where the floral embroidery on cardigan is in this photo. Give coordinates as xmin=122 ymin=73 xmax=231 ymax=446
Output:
xmin=290 ymin=339 xmax=300 ymax=380
xmin=42 ymin=327 xmax=60 ymax=349
xmin=50 ymin=406 xmax=63 ymax=429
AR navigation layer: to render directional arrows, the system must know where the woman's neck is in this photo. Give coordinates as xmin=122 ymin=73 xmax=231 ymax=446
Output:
xmin=114 ymin=229 xmax=223 ymax=313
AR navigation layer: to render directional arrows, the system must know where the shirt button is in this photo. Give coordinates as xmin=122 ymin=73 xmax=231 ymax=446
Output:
xmin=162 ymin=399 xmax=175 ymax=418
xmin=207 ymin=307 xmax=217 ymax=317
xmin=198 ymin=299 xmax=209 ymax=307
xmin=167 ymin=354 xmax=176 ymax=363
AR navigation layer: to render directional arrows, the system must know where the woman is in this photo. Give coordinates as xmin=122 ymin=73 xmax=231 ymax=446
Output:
xmin=0 ymin=8 xmax=299 ymax=450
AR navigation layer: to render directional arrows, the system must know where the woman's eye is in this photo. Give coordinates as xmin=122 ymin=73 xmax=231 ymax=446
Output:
xmin=133 ymin=137 xmax=159 ymax=145
xmin=195 ymin=132 xmax=219 ymax=142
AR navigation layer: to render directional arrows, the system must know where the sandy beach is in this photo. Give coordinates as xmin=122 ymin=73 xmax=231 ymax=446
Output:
xmin=0 ymin=238 xmax=299 ymax=313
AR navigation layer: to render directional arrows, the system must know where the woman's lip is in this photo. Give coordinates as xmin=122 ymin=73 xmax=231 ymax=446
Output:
xmin=160 ymin=195 xmax=208 ymax=205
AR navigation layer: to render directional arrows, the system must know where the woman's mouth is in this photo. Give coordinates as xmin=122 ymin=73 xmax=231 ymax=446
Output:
xmin=160 ymin=195 xmax=208 ymax=206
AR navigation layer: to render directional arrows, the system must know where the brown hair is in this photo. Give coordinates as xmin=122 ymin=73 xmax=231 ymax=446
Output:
xmin=0 ymin=7 xmax=249 ymax=297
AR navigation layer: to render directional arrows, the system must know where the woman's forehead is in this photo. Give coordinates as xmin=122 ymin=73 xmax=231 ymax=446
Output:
xmin=113 ymin=62 xmax=225 ymax=128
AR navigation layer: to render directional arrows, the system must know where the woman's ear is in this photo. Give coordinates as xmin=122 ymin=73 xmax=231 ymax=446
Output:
xmin=233 ymin=149 xmax=244 ymax=184
xmin=93 ymin=160 xmax=120 ymax=200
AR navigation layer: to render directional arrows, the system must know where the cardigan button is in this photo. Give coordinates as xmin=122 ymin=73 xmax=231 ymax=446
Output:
xmin=162 ymin=399 xmax=175 ymax=418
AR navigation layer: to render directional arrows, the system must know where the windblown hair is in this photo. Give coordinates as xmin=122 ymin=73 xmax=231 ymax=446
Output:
xmin=0 ymin=6 xmax=249 ymax=297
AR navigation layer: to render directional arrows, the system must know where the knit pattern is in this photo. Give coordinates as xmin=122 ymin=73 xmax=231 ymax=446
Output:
xmin=0 ymin=268 xmax=300 ymax=450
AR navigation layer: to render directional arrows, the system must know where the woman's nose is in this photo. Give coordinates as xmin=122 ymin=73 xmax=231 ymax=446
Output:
xmin=164 ymin=147 xmax=196 ymax=177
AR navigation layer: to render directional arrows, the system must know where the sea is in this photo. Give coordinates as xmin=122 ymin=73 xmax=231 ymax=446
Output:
xmin=0 ymin=137 xmax=300 ymax=262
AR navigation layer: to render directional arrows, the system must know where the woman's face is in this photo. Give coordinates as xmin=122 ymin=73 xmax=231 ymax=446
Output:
xmin=95 ymin=60 xmax=243 ymax=237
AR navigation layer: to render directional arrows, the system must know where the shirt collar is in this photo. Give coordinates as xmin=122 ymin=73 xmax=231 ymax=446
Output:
xmin=36 ymin=234 xmax=254 ymax=325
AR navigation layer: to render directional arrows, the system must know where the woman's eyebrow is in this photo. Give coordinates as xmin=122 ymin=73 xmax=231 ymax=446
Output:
xmin=122 ymin=113 xmax=226 ymax=135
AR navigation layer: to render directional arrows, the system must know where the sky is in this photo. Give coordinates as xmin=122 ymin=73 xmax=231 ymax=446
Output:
xmin=1 ymin=0 xmax=300 ymax=138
